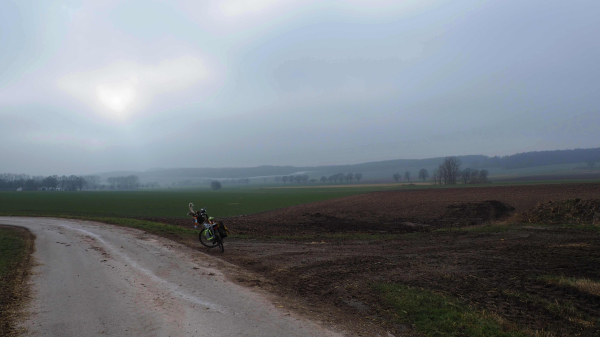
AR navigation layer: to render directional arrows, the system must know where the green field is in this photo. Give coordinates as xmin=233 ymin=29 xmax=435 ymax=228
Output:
xmin=2 ymin=180 xmax=598 ymax=219
xmin=0 ymin=185 xmax=404 ymax=218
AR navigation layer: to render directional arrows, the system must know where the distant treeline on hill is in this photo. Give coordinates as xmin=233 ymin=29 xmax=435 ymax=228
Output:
xmin=486 ymin=147 xmax=600 ymax=169
xmin=138 ymin=147 xmax=600 ymax=178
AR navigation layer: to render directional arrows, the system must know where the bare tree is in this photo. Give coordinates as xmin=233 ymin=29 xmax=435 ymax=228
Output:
xmin=470 ymin=169 xmax=480 ymax=184
xmin=345 ymin=173 xmax=354 ymax=183
xmin=355 ymin=173 xmax=363 ymax=183
xmin=437 ymin=165 xmax=447 ymax=184
xmin=440 ymin=157 xmax=461 ymax=184
xmin=461 ymin=168 xmax=472 ymax=184
xmin=282 ymin=176 xmax=288 ymax=184
xmin=321 ymin=176 xmax=327 ymax=183
xmin=289 ymin=176 xmax=295 ymax=184
xmin=588 ymin=160 xmax=597 ymax=170
xmin=404 ymin=171 xmax=411 ymax=182
xmin=392 ymin=173 xmax=400 ymax=182
xmin=479 ymin=169 xmax=489 ymax=183
xmin=331 ymin=173 xmax=343 ymax=183
xmin=418 ymin=169 xmax=429 ymax=182
xmin=275 ymin=176 xmax=281 ymax=183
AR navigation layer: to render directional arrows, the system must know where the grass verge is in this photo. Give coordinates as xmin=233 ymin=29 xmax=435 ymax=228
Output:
xmin=501 ymin=288 xmax=600 ymax=329
xmin=12 ymin=215 xmax=200 ymax=242
xmin=86 ymin=217 xmax=197 ymax=241
xmin=0 ymin=226 xmax=34 ymax=336
xmin=376 ymin=284 xmax=526 ymax=337
xmin=540 ymin=275 xmax=600 ymax=297
xmin=435 ymin=222 xmax=600 ymax=234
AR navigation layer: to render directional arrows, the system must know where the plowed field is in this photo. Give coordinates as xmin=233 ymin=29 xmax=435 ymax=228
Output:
xmin=148 ymin=183 xmax=600 ymax=336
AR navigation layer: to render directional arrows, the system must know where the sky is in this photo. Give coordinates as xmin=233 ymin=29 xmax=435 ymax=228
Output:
xmin=1 ymin=0 xmax=599 ymax=175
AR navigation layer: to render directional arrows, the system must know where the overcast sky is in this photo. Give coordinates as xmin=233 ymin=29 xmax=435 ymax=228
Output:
xmin=1 ymin=0 xmax=599 ymax=175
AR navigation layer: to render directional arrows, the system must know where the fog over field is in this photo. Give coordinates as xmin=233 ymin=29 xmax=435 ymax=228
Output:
xmin=1 ymin=0 xmax=599 ymax=175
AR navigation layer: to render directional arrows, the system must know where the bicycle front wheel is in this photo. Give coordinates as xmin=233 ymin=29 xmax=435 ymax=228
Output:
xmin=199 ymin=228 xmax=218 ymax=248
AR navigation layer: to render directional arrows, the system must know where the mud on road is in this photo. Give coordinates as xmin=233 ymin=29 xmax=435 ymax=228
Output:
xmin=147 ymin=183 xmax=600 ymax=336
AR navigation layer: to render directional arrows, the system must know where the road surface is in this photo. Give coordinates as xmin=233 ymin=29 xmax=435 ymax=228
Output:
xmin=0 ymin=217 xmax=343 ymax=337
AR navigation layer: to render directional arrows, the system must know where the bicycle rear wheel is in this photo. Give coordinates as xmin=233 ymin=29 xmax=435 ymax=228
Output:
xmin=215 ymin=232 xmax=224 ymax=253
xmin=199 ymin=228 xmax=218 ymax=248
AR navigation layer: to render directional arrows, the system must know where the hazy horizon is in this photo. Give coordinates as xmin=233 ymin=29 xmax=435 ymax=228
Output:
xmin=2 ymin=1 xmax=599 ymax=176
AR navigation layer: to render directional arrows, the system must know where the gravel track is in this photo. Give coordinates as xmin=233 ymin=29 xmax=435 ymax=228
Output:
xmin=0 ymin=217 xmax=343 ymax=337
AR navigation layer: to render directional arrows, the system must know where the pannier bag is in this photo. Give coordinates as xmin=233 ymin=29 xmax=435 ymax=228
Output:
xmin=216 ymin=222 xmax=229 ymax=238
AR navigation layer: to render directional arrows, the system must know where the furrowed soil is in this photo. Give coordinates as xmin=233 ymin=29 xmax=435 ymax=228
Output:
xmin=145 ymin=183 xmax=600 ymax=336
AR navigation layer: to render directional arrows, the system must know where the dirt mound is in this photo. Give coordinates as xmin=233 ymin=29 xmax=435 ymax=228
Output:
xmin=438 ymin=200 xmax=515 ymax=226
xmin=521 ymin=199 xmax=600 ymax=225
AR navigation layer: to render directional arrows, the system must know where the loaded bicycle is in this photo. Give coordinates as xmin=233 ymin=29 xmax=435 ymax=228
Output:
xmin=188 ymin=203 xmax=229 ymax=253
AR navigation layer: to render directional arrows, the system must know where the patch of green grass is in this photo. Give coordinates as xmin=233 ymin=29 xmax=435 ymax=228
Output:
xmin=435 ymin=222 xmax=600 ymax=234
xmin=521 ymin=223 xmax=600 ymax=232
xmin=434 ymin=224 xmax=518 ymax=234
xmin=501 ymin=289 xmax=599 ymax=328
xmin=376 ymin=284 xmax=525 ymax=337
xmin=0 ymin=226 xmax=32 ymax=336
xmin=539 ymin=275 xmax=600 ymax=296
xmin=0 ymin=228 xmax=26 ymax=277
xmin=89 ymin=217 xmax=198 ymax=240
xmin=556 ymin=223 xmax=600 ymax=232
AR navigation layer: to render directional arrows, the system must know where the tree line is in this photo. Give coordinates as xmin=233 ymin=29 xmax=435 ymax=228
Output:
xmin=0 ymin=174 xmax=158 ymax=191
xmin=274 ymin=174 xmax=311 ymax=184
xmin=106 ymin=175 xmax=141 ymax=190
xmin=321 ymin=173 xmax=363 ymax=183
xmin=272 ymin=173 xmax=364 ymax=184
xmin=0 ymin=174 xmax=92 ymax=191
xmin=431 ymin=157 xmax=488 ymax=185
xmin=392 ymin=157 xmax=489 ymax=185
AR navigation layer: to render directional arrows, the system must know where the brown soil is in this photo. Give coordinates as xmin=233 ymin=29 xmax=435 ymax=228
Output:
xmin=145 ymin=183 xmax=600 ymax=336
xmin=495 ymin=173 xmax=600 ymax=182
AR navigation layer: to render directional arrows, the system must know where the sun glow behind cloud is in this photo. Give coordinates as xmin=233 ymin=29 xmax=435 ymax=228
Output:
xmin=58 ymin=56 xmax=210 ymax=121
xmin=96 ymin=77 xmax=138 ymax=117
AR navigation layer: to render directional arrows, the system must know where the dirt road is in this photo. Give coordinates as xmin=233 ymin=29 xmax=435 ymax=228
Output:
xmin=0 ymin=217 xmax=342 ymax=337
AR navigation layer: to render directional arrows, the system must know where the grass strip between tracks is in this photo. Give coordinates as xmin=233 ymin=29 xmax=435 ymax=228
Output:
xmin=0 ymin=226 xmax=34 ymax=336
xmin=539 ymin=275 xmax=600 ymax=297
xmin=376 ymin=284 xmax=526 ymax=337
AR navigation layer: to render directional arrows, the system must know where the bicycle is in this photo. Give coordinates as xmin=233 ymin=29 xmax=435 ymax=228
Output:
xmin=188 ymin=203 xmax=227 ymax=253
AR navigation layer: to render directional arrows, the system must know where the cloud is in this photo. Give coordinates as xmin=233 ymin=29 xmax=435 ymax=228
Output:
xmin=271 ymin=58 xmax=401 ymax=94
xmin=179 ymin=0 xmax=442 ymax=36
xmin=57 ymin=55 xmax=210 ymax=120
xmin=217 ymin=0 xmax=281 ymax=18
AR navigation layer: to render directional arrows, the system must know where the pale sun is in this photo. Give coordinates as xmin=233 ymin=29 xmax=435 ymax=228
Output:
xmin=96 ymin=79 xmax=137 ymax=118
